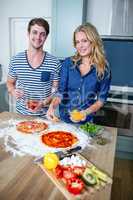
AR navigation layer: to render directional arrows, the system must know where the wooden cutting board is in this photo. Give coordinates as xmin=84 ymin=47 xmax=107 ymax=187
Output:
xmin=38 ymin=153 xmax=112 ymax=200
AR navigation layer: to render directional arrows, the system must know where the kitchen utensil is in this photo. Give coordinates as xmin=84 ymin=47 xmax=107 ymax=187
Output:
xmin=34 ymin=146 xmax=82 ymax=163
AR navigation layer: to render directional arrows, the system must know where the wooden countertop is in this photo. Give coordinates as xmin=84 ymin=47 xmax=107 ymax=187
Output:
xmin=0 ymin=112 xmax=117 ymax=200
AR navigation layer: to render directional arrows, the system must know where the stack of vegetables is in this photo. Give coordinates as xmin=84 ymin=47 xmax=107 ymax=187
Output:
xmin=80 ymin=122 xmax=103 ymax=137
xmin=43 ymin=153 xmax=112 ymax=195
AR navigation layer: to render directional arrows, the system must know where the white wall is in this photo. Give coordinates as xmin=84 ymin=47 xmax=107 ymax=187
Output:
xmin=0 ymin=0 xmax=52 ymax=82
xmin=0 ymin=0 xmax=114 ymax=82
xmin=86 ymin=0 xmax=112 ymax=35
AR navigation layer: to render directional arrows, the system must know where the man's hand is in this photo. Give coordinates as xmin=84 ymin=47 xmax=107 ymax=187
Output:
xmin=11 ymin=89 xmax=24 ymax=99
xmin=26 ymin=100 xmax=43 ymax=113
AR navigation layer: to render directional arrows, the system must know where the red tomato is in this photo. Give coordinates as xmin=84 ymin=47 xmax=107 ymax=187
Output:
xmin=55 ymin=165 xmax=63 ymax=179
xmin=62 ymin=166 xmax=72 ymax=171
xmin=63 ymin=169 xmax=77 ymax=180
xmin=73 ymin=166 xmax=85 ymax=176
xmin=66 ymin=177 xmax=84 ymax=195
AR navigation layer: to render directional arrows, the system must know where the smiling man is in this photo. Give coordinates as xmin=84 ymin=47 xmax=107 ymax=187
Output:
xmin=7 ymin=18 xmax=61 ymax=116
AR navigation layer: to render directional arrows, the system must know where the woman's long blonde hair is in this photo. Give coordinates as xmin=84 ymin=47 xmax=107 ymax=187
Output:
xmin=72 ymin=22 xmax=107 ymax=77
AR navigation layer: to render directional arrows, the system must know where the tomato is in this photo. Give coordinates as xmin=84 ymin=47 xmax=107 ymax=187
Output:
xmin=66 ymin=177 xmax=84 ymax=195
xmin=55 ymin=165 xmax=64 ymax=179
xmin=62 ymin=166 xmax=72 ymax=171
xmin=63 ymin=169 xmax=77 ymax=180
xmin=73 ymin=166 xmax=85 ymax=176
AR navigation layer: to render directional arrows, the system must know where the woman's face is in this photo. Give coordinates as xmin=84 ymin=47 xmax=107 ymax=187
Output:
xmin=75 ymin=31 xmax=92 ymax=57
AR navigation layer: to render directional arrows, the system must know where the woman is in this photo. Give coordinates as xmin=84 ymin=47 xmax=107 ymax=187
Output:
xmin=47 ymin=22 xmax=111 ymax=124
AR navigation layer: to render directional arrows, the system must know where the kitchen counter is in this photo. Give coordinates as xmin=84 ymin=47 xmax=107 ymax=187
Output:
xmin=0 ymin=112 xmax=117 ymax=200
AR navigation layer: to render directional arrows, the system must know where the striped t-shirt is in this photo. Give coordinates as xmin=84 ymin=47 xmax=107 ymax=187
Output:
xmin=8 ymin=51 xmax=61 ymax=115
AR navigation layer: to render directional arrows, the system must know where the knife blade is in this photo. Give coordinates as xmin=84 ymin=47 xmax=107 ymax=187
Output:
xmin=56 ymin=145 xmax=82 ymax=159
xmin=34 ymin=146 xmax=82 ymax=163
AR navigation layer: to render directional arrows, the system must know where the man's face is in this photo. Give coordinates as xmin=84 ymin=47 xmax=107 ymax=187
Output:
xmin=28 ymin=24 xmax=47 ymax=49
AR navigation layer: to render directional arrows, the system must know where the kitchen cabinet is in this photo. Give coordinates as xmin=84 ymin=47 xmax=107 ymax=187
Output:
xmin=94 ymin=102 xmax=133 ymax=160
xmin=116 ymin=136 xmax=133 ymax=160
xmin=0 ymin=83 xmax=9 ymax=112
xmin=94 ymin=102 xmax=132 ymax=129
xmin=52 ymin=0 xmax=85 ymax=58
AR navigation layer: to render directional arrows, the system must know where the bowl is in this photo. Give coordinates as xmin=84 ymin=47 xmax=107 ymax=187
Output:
xmin=69 ymin=110 xmax=86 ymax=123
xmin=95 ymin=130 xmax=112 ymax=145
xmin=79 ymin=122 xmax=104 ymax=137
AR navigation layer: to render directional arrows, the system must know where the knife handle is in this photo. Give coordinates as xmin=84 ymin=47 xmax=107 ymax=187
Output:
xmin=67 ymin=146 xmax=82 ymax=154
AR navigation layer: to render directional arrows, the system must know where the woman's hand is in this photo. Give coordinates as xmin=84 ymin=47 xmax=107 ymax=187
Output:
xmin=80 ymin=110 xmax=87 ymax=120
xmin=70 ymin=109 xmax=87 ymax=123
xmin=46 ymin=106 xmax=60 ymax=122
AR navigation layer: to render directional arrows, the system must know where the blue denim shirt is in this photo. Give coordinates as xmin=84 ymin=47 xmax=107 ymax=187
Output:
xmin=58 ymin=57 xmax=111 ymax=124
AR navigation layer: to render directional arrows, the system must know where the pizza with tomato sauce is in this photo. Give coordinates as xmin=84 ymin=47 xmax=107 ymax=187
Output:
xmin=16 ymin=121 xmax=48 ymax=134
xmin=41 ymin=131 xmax=78 ymax=148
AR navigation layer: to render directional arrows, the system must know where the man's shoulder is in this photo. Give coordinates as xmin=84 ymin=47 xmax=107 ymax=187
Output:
xmin=12 ymin=51 xmax=26 ymax=60
xmin=45 ymin=52 xmax=61 ymax=64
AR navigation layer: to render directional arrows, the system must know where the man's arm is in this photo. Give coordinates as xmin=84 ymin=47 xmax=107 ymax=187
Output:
xmin=6 ymin=77 xmax=23 ymax=99
xmin=7 ymin=77 xmax=16 ymax=96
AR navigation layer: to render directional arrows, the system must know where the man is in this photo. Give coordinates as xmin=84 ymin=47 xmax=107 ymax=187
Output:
xmin=7 ymin=18 xmax=61 ymax=116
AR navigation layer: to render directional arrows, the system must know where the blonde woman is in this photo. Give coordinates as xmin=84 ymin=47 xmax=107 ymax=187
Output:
xmin=47 ymin=22 xmax=111 ymax=124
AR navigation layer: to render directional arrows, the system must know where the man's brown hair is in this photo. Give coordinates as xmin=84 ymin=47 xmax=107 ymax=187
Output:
xmin=28 ymin=18 xmax=49 ymax=36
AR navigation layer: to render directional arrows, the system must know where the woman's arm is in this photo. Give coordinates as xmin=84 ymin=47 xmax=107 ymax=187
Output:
xmin=84 ymin=100 xmax=103 ymax=115
xmin=43 ymin=80 xmax=59 ymax=107
xmin=82 ymin=67 xmax=111 ymax=118
xmin=46 ymin=58 xmax=70 ymax=121
xmin=46 ymin=96 xmax=62 ymax=122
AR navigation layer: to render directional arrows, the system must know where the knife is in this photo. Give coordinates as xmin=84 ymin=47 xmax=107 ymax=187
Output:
xmin=56 ymin=145 xmax=82 ymax=160
xmin=34 ymin=146 xmax=82 ymax=163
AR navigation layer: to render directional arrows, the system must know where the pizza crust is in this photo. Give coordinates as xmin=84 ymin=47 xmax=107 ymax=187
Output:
xmin=41 ymin=131 xmax=78 ymax=148
xmin=16 ymin=121 xmax=48 ymax=134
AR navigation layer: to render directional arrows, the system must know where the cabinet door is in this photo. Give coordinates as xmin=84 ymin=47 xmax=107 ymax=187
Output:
xmin=0 ymin=84 xmax=9 ymax=112
xmin=10 ymin=17 xmax=51 ymax=56
xmin=52 ymin=0 xmax=84 ymax=58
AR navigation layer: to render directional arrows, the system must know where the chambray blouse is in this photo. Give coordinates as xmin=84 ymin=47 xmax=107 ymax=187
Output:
xmin=57 ymin=57 xmax=111 ymax=124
